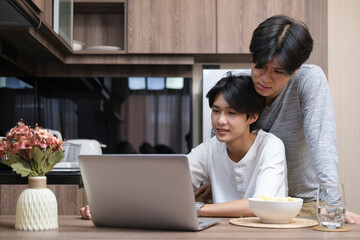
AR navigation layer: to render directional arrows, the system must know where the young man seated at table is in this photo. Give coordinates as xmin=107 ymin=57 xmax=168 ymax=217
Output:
xmin=81 ymin=73 xmax=287 ymax=219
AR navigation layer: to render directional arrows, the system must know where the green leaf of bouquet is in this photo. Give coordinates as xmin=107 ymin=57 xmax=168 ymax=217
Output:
xmin=8 ymin=152 xmax=21 ymax=162
xmin=33 ymin=147 xmax=45 ymax=169
xmin=46 ymin=151 xmax=64 ymax=172
xmin=2 ymin=152 xmax=23 ymax=166
xmin=30 ymin=171 xmax=45 ymax=177
xmin=43 ymin=146 xmax=53 ymax=162
xmin=40 ymin=147 xmax=54 ymax=172
xmin=11 ymin=160 xmax=32 ymax=177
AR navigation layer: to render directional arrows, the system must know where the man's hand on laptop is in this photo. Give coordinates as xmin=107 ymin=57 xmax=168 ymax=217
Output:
xmin=80 ymin=205 xmax=92 ymax=220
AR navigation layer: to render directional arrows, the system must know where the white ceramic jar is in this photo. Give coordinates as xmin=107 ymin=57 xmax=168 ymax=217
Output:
xmin=15 ymin=176 xmax=58 ymax=231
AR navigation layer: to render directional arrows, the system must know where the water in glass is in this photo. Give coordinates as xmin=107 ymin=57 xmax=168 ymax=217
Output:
xmin=317 ymin=183 xmax=346 ymax=229
xmin=317 ymin=206 xmax=346 ymax=229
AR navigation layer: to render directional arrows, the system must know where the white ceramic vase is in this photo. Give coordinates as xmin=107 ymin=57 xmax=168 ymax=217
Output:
xmin=15 ymin=176 xmax=58 ymax=231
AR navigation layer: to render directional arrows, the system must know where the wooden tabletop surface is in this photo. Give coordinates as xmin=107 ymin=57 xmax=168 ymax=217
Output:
xmin=0 ymin=215 xmax=359 ymax=239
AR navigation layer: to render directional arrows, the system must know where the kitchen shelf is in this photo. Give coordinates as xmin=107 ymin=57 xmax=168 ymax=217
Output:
xmin=72 ymin=0 xmax=125 ymax=54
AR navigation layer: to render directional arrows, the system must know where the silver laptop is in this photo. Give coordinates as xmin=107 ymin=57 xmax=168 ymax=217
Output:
xmin=78 ymin=154 xmax=220 ymax=231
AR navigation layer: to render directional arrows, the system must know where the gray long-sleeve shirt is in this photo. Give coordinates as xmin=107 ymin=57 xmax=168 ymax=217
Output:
xmin=251 ymin=64 xmax=339 ymax=202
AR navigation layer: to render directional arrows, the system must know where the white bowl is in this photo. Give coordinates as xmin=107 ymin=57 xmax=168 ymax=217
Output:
xmin=249 ymin=197 xmax=303 ymax=224
xmin=72 ymin=40 xmax=85 ymax=51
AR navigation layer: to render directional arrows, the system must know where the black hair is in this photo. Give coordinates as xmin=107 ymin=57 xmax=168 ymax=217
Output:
xmin=139 ymin=141 xmax=156 ymax=154
xmin=250 ymin=15 xmax=313 ymax=75
xmin=116 ymin=140 xmax=137 ymax=154
xmin=206 ymin=72 xmax=266 ymax=118
xmin=155 ymin=144 xmax=175 ymax=154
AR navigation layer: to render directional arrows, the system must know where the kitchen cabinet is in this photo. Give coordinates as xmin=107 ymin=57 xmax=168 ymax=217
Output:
xmin=217 ymin=0 xmax=305 ymax=53
xmin=127 ymin=0 xmax=216 ymax=54
xmin=127 ymin=0 xmax=305 ymax=54
xmin=72 ymin=0 xmax=126 ymax=54
xmin=40 ymin=0 xmax=53 ymax=27
xmin=32 ymin=0 xmax=45 ymax=12
xmin=0 ymin=0 xmax=326 ymax=77
xmin=54 ymin=0 xmax=73 ymax=47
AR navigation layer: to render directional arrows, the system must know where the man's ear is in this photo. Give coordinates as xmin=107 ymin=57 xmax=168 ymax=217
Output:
xmin=248 ymin=113 xmax=259 ymax=124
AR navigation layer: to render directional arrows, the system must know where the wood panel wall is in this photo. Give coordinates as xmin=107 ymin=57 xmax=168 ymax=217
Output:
xmin=328 ymin=0 xmax=360 ymax=213
xmin=305 ymin=0 xmax=328 ymax=76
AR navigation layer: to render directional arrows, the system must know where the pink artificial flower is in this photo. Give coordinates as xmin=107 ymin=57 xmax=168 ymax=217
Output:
xmin=0 ymin=120 xmax=66 ymax=177
xmin=0 ymin=140 xmax=9 ymax=158
xmin=10 ymin=142 xmax=21 ymax=154
xmin=0 ymin=120 xmax=64 ymax=160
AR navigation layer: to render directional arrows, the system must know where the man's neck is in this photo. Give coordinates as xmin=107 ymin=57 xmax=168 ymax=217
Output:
xmin=226 ymin=132 xmax=257 ymax=163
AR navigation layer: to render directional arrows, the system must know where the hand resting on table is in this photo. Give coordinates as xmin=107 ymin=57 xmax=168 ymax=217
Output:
xmin=346 ymin=210 xmax=360 ymax=224
xmin=80 ymin=205 xmax=92 ymax=220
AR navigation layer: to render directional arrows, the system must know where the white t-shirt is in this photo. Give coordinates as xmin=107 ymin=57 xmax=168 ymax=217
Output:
xmin=187 ymin=129 xmax=287 ymax=203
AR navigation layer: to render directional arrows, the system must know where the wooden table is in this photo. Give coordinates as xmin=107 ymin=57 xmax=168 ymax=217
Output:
xmin=0 ymin=215 xmax=359 ymax=239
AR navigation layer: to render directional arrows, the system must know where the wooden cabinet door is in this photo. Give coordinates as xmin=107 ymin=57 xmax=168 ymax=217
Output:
xmin=32 ymin=0 xmax=45 ymax=12
xmin=217 ymin=0 xmax=305 ymax=53
xmin=127 ymin=0 xmax=216 ymax=53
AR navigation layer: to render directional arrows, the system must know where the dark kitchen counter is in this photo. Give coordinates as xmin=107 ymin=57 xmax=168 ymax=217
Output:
xmin=0 ymin=160 xmax=82 ymax=185
xmin=0 ymin=170 xmax=82 ymax=185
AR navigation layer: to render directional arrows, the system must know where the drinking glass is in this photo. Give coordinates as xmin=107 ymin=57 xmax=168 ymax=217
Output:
xmin=317 ymin=183 xmax=346 ymax=229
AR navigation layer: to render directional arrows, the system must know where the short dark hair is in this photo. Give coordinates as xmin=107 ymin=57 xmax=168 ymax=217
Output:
xmin=206 ymin=72 xmax=266 ymax=118
xmin=250 ymin=15 xmax=313 ymax=75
